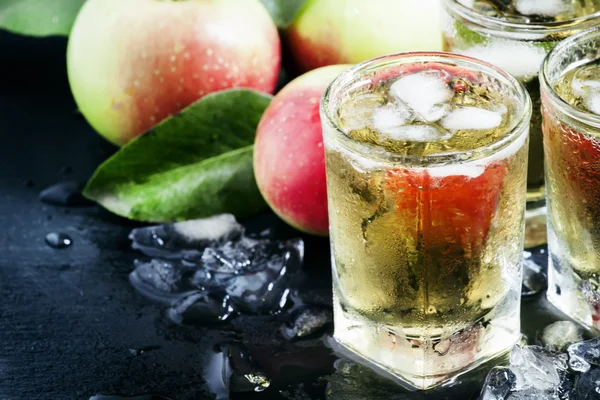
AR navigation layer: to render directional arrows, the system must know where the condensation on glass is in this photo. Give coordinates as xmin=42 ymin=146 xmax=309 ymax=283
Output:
xmin=321 ymin=52 xmax=531 ymax=389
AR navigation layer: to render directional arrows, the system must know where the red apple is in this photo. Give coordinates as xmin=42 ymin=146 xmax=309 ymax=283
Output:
xmin=254 ymin=64 xmax=351 ymax=235
xmin=286 ymin=0 xmax=443 ymax=73
xmin=67 ymin=0 xmax=281 ymax=146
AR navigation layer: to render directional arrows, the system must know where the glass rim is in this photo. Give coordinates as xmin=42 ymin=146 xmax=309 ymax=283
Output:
xmin=540 ymin=26 xmax=600 ymax=129
xmin=321 ymin=51 xmax=532 ymax=166
xmin=444 ymin=0 xmax=600 ymax=34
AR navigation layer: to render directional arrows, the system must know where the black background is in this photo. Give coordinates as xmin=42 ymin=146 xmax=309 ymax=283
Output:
xmin=0 ymin=30 xmax=564 ymax=400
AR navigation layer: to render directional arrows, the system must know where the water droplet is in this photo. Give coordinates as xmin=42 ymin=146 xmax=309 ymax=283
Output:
xmin=45 ymin=232 xmax=72 ymax=249
xmin=127 ymin=345 xmax=161 ymax=356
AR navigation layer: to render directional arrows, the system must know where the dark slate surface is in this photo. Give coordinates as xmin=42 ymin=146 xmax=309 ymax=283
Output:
xmin=0 ymin=30 xmax=568 ymax=400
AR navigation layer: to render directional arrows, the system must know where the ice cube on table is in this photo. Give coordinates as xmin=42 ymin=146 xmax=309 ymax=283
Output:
xmin=225 ymin=239 xmax=304 ymax=313
xmin=201 ymin=238 xmax=255 ymax=274
xmin=514 ymin=0 xmax=572 ymax=17
xmin=509 ymin=345 xmax=567 ymax=392
xmin=572 ymin=367 xmax=600 ymax=399
xmin=389 ymin=71 xmax=453 ymax=122
xmin=129 ymin=215 xmax=305 ymax=319
xmin=167 ymin=290 xmax=234 ymax=324
xmin=541 ymin=321 xmax=583 ymax=352
xmin=129 ymin=214 xmax=244 ymax=259
xmin=568 ymin=337 xmax=600 ymax=373
xmin=129 ymin=259 xmax=195 ymax=302
xmin=479 ymin=367 xmax=516 ymax=400
xmin=442 ymin=107 xmax=503 ymax=131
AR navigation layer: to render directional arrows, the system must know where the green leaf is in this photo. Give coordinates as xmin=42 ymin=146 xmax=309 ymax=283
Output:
xmin=0 ymin=0 xmax=86 ymax=37
xmin=84 ymin=89 xmax=273 ymax=223
xmin=260 ymin=0 xmax=308 ymax=29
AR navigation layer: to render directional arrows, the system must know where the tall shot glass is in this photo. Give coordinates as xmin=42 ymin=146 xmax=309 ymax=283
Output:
xmin=541 ymin=26 xmax=600 ymax=332
xmin=321 ymin=53 xmax=531 ymax=389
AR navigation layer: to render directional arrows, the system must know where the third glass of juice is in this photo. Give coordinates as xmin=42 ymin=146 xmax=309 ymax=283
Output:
xmin=541 ymin=26 xmax=600 ymax=332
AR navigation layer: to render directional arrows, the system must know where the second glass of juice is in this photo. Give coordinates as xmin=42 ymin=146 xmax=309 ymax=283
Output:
xmin=443 ymin=0 xmax=600 ymax=247
xmin=321 ymin=52 xmax=531 ymax=390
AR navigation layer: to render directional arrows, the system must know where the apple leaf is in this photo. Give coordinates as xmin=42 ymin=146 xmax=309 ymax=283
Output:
xmin=0 ymin=0 xmax=86 ymax=37
xmin=84 ymin=89 xmax=272 ymax=223
xmin=260 ymin=0 xmax=308 ymax=29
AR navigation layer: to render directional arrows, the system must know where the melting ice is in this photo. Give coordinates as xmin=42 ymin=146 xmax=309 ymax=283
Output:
xmin=129 ymin=214 xmax=304 ymax=322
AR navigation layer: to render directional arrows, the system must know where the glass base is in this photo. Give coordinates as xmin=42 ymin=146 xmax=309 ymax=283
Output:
xmin=525 ymin=205 xmax=547 ymax=249
xmin=547 ymin=251 xmax=600 ymax=334
xmin=331 ymin=293 xmax=521 ymax=390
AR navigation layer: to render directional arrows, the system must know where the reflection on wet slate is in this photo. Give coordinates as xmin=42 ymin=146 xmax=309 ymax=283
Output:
xmin=128 ymin=214 xmax=304 ymax=321
xmin=205 ymin=343 xmax=271 ymax=399
xmin=326 ymin=359 xmax=411 ymax=400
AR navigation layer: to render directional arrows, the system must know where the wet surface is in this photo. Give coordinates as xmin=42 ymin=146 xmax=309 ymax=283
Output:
xmin=0 ymin=30 xmax=579 ymax=400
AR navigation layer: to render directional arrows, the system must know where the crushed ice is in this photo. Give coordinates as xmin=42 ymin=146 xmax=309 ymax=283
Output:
xmin=389 ymin=71 xmax=453 ymax=122
xmin=128 ymin=214 xmax=304 ymax=323
xmin=366 ymin=69 xmax=508 ymax=143
xmin=442 ymin=107 xmax=502 ymax=131
xmin=462 ymin=39 xmax=547 ymax=80
xmin=378 ymin=124 xmax=448 ymax=143
xmin=572 ymin=69 xmax=600 ymax=116
xmin=514 ymin=0 xmax=572 ymax=17
xmin=371 ymin=105 xmax=413 ymax=137
xmin=478 ymin=323 xmax=600 ymax=399
xmin=568 ymin=337 xmax=600 ymax=373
